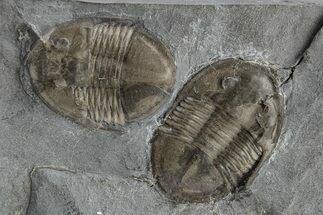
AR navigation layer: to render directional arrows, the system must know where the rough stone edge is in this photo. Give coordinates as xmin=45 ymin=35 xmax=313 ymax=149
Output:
xmin=75 ymin=0 xmax=323 ymax=6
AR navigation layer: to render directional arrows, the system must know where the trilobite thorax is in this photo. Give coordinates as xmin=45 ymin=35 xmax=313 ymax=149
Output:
xmin=28 ymin=18 xmax=175 ymax=128
xmin=152 ymin=59 xmax=283 ymax=202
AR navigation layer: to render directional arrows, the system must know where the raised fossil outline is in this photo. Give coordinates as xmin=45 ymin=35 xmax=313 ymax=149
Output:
xmin=151 ymin=59 xmax=283 ymax=203
xmin=28 ymin=18 xmax=176 ymax=128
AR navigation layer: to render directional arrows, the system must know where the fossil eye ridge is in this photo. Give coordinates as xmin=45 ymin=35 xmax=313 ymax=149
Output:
xmin=28 ymin=18 xmax=175 ymax=127
xmin=151 ymin=59 xmax=283 ymax=203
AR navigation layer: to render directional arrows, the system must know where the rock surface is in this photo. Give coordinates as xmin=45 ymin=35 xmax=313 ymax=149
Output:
xmin=250 ymin=24 xmax=323 ymax=215
xmin=77 ymin=0 xmax=323 ymax=5
xmin=27 ymin=168 xmax=270 ymax=215
xmin=0 ymin=0 xmax=322 ymax=214
xmin=27 ymin=168 xmax=170 ymax=215
xmin=0 ymin=158 xmax=30 ymax=215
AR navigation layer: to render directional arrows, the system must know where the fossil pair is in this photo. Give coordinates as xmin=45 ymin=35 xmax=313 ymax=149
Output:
xmin=28 ymin=18 xmax=283 ymax=203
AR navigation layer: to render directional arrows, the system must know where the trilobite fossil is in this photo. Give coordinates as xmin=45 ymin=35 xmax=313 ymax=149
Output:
xmin=28 ymin=18 xmax=175 ymax=127
xmin=152 ymin=59 xmax=283 ymax=202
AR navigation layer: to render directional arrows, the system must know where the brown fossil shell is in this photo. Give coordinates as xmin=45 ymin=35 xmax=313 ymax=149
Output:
xmin=151 ymin=59 xmax=283 ymax=203
xmin=28 ymin=18 xmax=175 ymax=127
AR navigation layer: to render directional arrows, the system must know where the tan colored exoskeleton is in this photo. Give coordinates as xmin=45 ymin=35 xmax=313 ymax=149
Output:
xmin=152 ymin=59 xmax=283 ymax=202
xmin=28 ymin=18 xmax=176 ymax=128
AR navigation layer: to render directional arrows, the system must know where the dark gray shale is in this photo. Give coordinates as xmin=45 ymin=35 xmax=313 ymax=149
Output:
xmin=0 ymin=0 xmax=322 ymax=214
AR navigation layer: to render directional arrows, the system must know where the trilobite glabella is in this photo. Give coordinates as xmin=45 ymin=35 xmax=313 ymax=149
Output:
xmin=28 ymin=18 xmax=175 ymax=127
xmin=152 ymin=59 xmax=283 ymax=202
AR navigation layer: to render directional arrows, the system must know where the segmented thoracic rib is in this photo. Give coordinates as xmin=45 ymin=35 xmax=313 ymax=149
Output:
xmin=72 ymin=86 xmax=125 ymax=124
xmin=72 ymin=23 xmax=136 ymax=124
xmin=160 ymin=97 xmax=263 ymax=191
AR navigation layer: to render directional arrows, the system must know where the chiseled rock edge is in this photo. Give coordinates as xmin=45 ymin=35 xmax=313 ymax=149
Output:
xmin=25 ymin=167 xmax=266 ymax=214
xmin=26 ymin=167 xmax=170 ymax=215
xmin=0 ymin=158 xmax=30 ymax=215
xmin=76 ymin=0 xmax=323 ymax=6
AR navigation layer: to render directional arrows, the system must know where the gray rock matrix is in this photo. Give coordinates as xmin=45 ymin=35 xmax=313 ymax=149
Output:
xmin=0 ymin=0 xmax=322 ymax=214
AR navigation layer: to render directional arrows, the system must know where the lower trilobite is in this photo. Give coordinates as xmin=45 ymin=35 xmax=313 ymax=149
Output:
xmin=28 ymin=18 xmax=175 ymax=128
xmin=152 ymin=59 xmax=283 ymax=202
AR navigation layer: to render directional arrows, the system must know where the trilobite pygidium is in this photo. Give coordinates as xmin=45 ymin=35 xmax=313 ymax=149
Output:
xmin=28 ymin=18 xmax=175 ymax=127
xmin=152 ymin=59 xmax=283 ymax=202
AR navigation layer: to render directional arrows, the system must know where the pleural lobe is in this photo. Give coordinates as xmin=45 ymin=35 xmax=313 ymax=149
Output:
xmin=71 ymin=23 xmax=136 ymax=124
xmin=29 ymin=19 xmax=176 ymax=128
xmin=152 ymin=59 xmax=282 ymax=202
xmin=157 ymin=97 xmax=263 ymax=200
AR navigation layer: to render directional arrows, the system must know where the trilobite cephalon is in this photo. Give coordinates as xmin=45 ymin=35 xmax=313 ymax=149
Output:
xmin=28 ymin=18 xmax=175 ymax=127
xmin=152 ymin=59 xmax=283 ymax=202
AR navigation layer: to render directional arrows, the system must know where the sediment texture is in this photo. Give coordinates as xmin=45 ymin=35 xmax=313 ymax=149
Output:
xmin=0 ymin=0 xmax=322 ymax=214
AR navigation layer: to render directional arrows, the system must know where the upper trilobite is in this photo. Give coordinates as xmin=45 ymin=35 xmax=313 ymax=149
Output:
xmin=28 ymin=18 xmax=175 ymax=128
xmin=152 ymin=59 xmax=283 ymax=203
